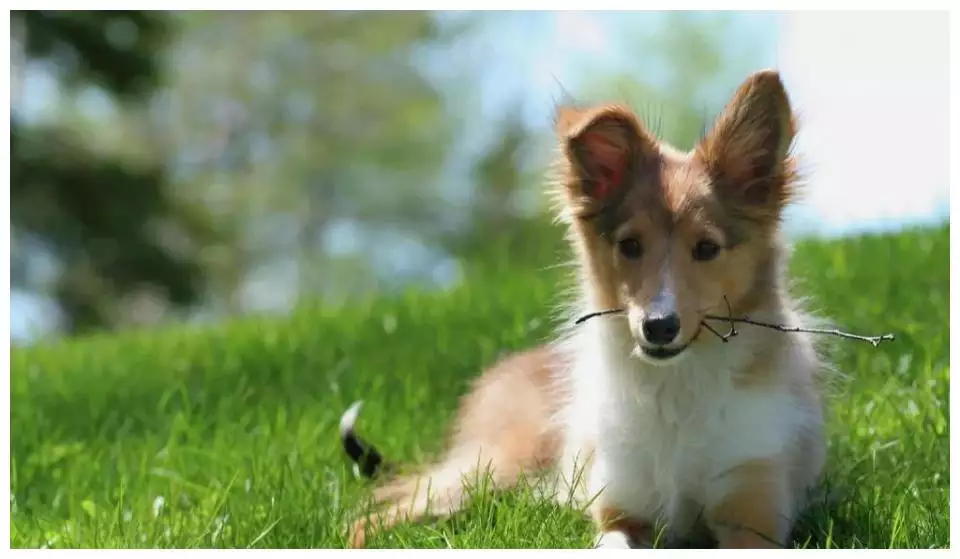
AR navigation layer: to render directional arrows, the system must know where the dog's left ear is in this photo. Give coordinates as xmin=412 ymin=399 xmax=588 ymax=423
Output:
xmin=696 ymin=70 xmax=798 ymax=216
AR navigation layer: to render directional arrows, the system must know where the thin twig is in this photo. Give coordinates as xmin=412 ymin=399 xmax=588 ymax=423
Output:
xmin=716 ymin=295 xmax=738 ymax=341
xmin=574 ymin=308 xmax=626 ymax=325
xmin=574 ymin=299 xmax=895 ymax=347
xmin=701 ymin=320 xmax=730 ymax=343
xmin=702 ymin=315 xmax=895 ymax=347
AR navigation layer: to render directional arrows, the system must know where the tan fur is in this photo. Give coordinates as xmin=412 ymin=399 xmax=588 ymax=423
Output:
xmin=706 ymin=458 xmax=792 ymax=548
xmin=345 ymin=70 xmax=826 ymax=549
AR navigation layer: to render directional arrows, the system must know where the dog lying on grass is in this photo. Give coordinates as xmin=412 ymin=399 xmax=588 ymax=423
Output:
xmin=341 ymin=69 xmax=828 ymax=549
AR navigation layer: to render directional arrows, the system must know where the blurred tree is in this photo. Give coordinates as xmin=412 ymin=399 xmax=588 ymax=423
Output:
xmin=10 ymin=11 xmax=226 ymax=335
xmin=10 ymin=11 xmax=501 ymax=336
xmin=154 ymin=12 xmax=483 ymax=308
xmin=10 ymin=11 xmax=752 ymax=340
xmin=150 ymin=11 xmax=747 ymax=311
xmin=449 ymin=108 xmax=563 ymax=271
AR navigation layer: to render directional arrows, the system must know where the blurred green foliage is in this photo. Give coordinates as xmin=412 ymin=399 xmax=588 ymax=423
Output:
xmin=11 ymin=11 xmax=538 ymax=335
xmin=10 ymin=11 xmax=218 ymax=334
xmin=9 ymin=11 xmax=779 ymax=338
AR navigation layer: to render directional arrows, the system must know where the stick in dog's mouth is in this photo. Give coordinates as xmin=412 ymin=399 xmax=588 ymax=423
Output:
xmin=574 ymin=305 xmax=895 ymax=347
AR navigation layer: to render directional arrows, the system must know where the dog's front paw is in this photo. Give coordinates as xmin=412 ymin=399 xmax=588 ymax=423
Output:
xmin=594 ymin=530 xmax=633 ymax=549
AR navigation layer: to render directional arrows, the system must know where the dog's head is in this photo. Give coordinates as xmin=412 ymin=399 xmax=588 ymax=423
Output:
xmin=554 ymin=70 xmax=799 ymax=365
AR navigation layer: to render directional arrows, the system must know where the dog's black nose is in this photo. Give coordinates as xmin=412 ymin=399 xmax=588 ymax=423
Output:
xmin=642 ymin=314 xmax=681 ymax=345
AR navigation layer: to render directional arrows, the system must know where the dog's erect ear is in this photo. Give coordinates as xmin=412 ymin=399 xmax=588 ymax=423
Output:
xmin=696 ymin=70 xmax=798 ymax=217
xmin=557 ymin=104 xmax=657 ymax=206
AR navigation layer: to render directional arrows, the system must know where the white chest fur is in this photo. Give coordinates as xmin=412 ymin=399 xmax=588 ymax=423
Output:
xmin=556 ymin=318 xmax=814 ymax=541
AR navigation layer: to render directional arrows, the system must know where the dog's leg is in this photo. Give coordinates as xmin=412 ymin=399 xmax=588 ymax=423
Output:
xmin=591 ymin=506 xmax=655 ymax=549
xmin=705 ymin=458 xmax=792 ymax=549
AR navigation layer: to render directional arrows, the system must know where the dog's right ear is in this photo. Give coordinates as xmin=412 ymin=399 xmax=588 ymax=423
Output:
xmin=556 ymin=104 xmax=657 ymax=213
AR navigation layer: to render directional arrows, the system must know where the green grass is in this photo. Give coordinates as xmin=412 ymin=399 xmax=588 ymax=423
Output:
xmin=10 ymin=223 xmax=949 ymax=549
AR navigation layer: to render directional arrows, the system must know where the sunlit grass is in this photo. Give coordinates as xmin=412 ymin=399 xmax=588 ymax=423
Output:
xmin=10 ymin=224 xmax=948 ymax=548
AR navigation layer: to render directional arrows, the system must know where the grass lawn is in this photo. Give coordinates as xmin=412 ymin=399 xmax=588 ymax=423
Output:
xmin=10 ymin=223 xmax=949 ymax=549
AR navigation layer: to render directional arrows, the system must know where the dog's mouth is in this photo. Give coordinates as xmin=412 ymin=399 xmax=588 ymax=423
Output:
xmin=634 ymin=324 xmax=705 ymax=362
xmin=638 ymin=343 xmax=688 ymax=361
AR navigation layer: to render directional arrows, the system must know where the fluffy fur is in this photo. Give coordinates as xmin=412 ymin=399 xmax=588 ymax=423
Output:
xmin=343 ymin=69 xmax=828 ymax=549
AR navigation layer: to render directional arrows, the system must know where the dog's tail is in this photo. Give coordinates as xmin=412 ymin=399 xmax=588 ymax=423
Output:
xmin=339 ymin=346 xmax=564 ymax=548
xmin=340 ymin=401 xmax=513 ymax=548
xmin=340 ymin=401 xmax=385 ymax=479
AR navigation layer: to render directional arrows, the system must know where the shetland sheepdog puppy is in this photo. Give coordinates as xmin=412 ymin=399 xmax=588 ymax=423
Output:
xmin=341 ymin=69 xmax=827 ymax=549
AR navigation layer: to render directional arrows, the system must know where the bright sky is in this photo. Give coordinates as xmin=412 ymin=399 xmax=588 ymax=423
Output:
xmin=777 ymin=11 xmax=949 ymax=236
xmin=479 ymin=11 xmax=949 ymax=238
xmin=10 ymin=12 xmax=950 ymax=341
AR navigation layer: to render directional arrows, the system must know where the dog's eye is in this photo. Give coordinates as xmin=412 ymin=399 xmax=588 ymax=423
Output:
xmin=617 ymin=238 xmax=643 ymax=260
xmin=692 ymin=239 xmax=721 ymax=262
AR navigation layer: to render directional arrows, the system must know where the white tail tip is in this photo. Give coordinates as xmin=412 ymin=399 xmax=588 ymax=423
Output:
xmin=339 ymin=400 xmax=364 ymax=438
